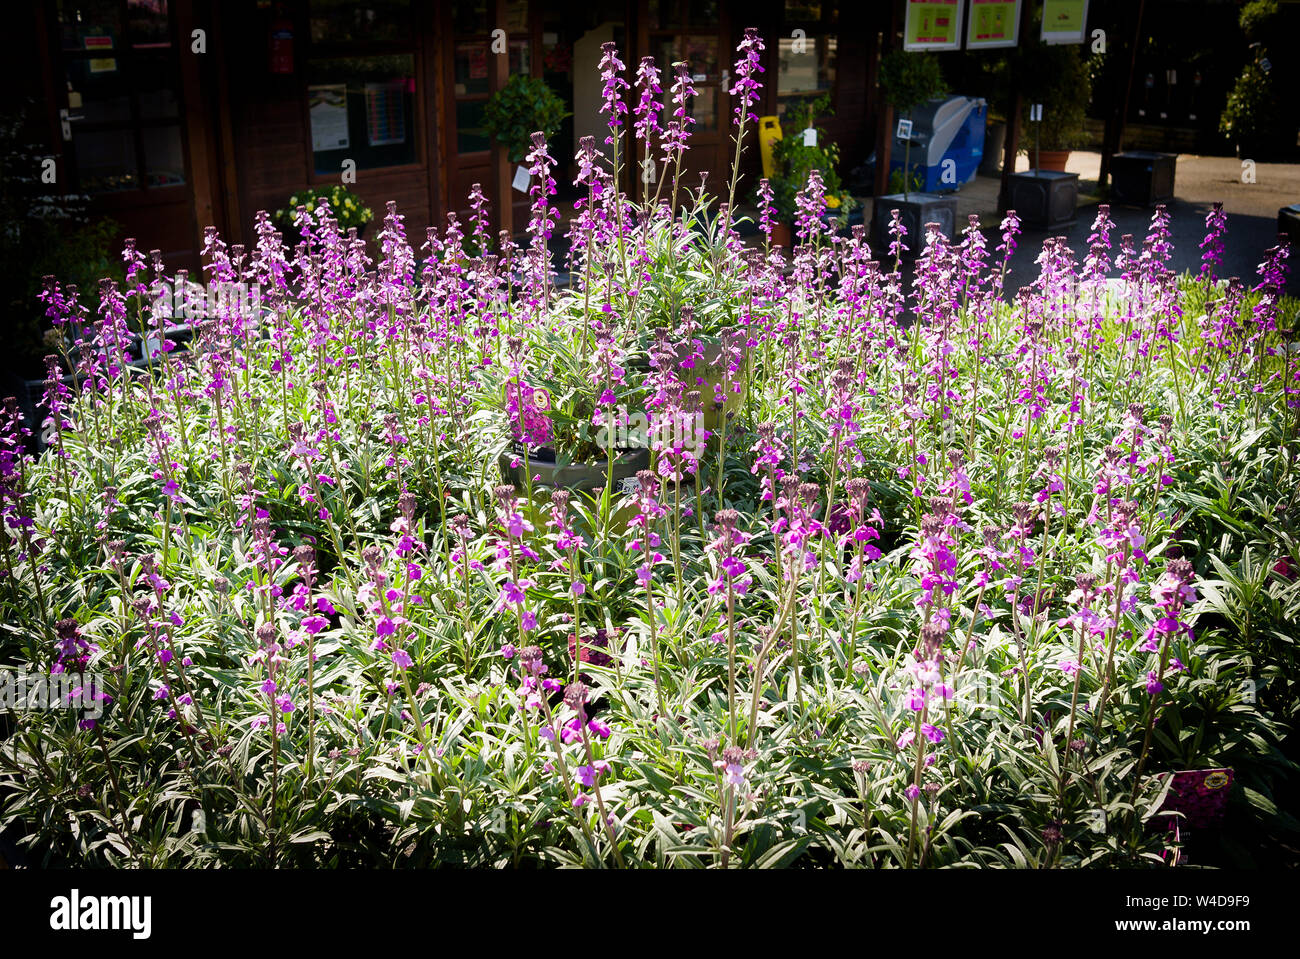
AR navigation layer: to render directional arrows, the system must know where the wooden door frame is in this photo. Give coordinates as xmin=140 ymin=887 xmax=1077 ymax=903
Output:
xmin=37 ymin=0 xmax=223 ymax=269
xmin=634 ymin=0 xmax=733 ymax=204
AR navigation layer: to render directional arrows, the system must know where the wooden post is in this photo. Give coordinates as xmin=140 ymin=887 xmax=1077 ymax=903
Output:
xmin=492 ymin=0 xmax=514 ymax=237
xmin=1109 ymin=0 xmax=1146 ymax=184
xmin=871 ymin=1 xmax=899 ymax=200
xmin=998 ymin=0 xmax=1037 ymax=211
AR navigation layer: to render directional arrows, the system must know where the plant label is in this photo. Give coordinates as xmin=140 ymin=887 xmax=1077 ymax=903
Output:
xmin=1030 ymin=103 xmax=1043 ymax=122
xmin=896 ymin=118 xmax=913 ymax=140
xmin=512 ymin=165 xmax=531 ymax=193
xmin=802 ymin=127 xmax=817 ymax=147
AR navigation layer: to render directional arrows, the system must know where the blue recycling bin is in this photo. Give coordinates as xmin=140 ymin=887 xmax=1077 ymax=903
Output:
xmin=888 ymin=96 xmax=988 ymax=194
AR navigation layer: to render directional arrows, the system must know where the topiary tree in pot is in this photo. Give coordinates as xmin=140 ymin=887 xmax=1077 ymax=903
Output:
xmin=483 ymin=75 xmax=570 ymax=164
xmin=1014 ymin=42 xmax=1091 ymax=170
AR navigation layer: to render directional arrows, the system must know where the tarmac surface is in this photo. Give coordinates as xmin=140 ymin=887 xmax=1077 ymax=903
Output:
xmin=949 ymin=151 xmax=1300 ymax=298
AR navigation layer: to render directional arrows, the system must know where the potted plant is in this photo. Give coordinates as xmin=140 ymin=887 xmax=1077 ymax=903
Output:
xmin=482 ymin=75 xmax=569 ymax=164
xmin=273 ymin=184 xmax=374 ymax=243
xmin=763 ymin=94 xmax=855 ymax=247
xmin=1015 ymin=43 xmax=1091 ymax=171
xmin=872 ymin=50 xmax=956 ymax=251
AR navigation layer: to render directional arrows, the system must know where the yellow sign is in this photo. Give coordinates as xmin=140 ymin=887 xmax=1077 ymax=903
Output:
xmin=1042 ymin=0 xmax=1089 ymax=45
xmin=967 ymin=0 xmax=1020 ymax=50
xmin=903 ymin=0 xmax=963 ymax=52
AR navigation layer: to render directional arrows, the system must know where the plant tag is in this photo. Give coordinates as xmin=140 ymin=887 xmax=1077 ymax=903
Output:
xmin=896 ymin=118 xmax=913 ymax=139
xmin=1030 ymin=103 xmax=1043 ymax=122
xmin=619 ymin=476 xmax=639 ymax=496
xmin=802 ymin=127 xmax=817 ymax=147
xmin=511 ymin=165 xmax=530 ymax=193
xmin=692 ymin=73 xmax=706 ymax=83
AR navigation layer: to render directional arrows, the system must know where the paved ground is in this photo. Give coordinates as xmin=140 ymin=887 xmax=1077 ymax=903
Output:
xmin=955 ymin=152 xmax=1300 ymax=297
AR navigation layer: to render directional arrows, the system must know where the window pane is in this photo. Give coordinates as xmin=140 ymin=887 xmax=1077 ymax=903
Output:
xmin=310 ymin=0 xmax=412 ymax=44
xmin=127 ymin=0 xmax=171 ymax=48
xmin=456 ymin=99 xmax=490 ymax=154
xmin=647 ymin=0 xmax=681 ymax=31
xmin=683 ymin=35 xmax=718 ymax=77
xmin=687 ymin=0 xmax=718 ymax=27
xmin=509 ymin=39 xmax=531 ymax=77
xmin=690 ymin=89 xmax=717 ymax=132
xmin=59 ymin=0 xmax=121 ymax=52
xmin=75 ymin=128 xmax=138 ymax=193
xmin=65 ymin=58 xmax=133 ymax=124
xmin=143 ymin=124 xmax=186 ymax=187
xmin=308 ymin=56 xmax=418 ymax=173
xmin=777 ymin=35 xmax=835 ymax=95
xmin=785 ymin=1 xmax=822 ymax=19
xmin=504 ymin=0 xmax=528 ymax=33
xmin=454 ymin=42 xmax=491 ymax=96
xmin=133 ymin=55 xmax=180 ymax=119
xmin=452 ymin=0 xmax=489 ymax=35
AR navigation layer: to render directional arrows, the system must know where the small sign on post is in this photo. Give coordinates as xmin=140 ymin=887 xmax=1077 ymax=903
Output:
xmin=802 ymin=127 xmax=817 ymax=147
xmin=896 ymin=118 xmax=913 ymax=140
xmin=1030 ymin=103 xmax=1043 ymax=122
xmin=511 ymin=165 xmax=530 ymax=193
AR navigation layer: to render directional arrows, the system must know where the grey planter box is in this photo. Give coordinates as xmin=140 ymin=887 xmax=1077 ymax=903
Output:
xmin=1005 ymin=170 xmax=1079 ymax=231
xmin=1279 ymin=204 xmax=1300 ymax=248
xmin=871 ymin=193 xmax=959 ymax=257
xmin=1111 ymin=151 xmax=1176 ymax=207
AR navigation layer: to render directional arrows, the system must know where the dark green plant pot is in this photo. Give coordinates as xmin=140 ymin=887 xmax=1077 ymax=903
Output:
xmin=499 ymin=445 xmax=651 ymax=496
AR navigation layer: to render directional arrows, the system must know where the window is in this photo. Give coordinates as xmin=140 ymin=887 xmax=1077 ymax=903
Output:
xmin=776 ymin=0 xmax=838 ymax=119
xmin=307 ymin=1 xmax=419 ymax=175
xmin=57 ymin=0 xmax=186 ymax=193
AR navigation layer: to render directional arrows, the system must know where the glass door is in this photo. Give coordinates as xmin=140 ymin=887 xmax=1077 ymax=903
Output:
xmin=55 ymin=0 xmax=198 ymax=264
xmin=643 ymin=0 xmax=730 ymax=206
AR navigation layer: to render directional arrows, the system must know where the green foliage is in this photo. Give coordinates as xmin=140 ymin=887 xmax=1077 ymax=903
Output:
xmin=1015 ymin=44 xmax=1091 ymax=153
xmin=1239 ymin=0 xmax=1279 ymax=41
xmin=888 ymin=167 xmax=925 ymax=197
xmin=878 ymin=50 xmax=947 ymax=116
xmin=273 ymin=184 xmax=373 ymax=233
xmin=764 ymin=95 xmax=854 ymax=225
xmin=483 ymin=75 xmax=570 ymax=164
xmin=1219 ymin=54 xmax=1281 ymax=147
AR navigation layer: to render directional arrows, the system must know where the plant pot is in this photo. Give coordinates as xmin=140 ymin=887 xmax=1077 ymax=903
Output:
xmin=1034 ymin=149 xmax=1071 ymax=172
xmin=498 ymin=444 xmax=691 ymax=532
xmin=1110 ymin=151 xmax=1176 ymax=207
xmin=870 ymin=193 xmax=959 ymax=256
xmin=499 ymin=444 xmax=651 ymax=497
xmin=1280 ymin=204 xmax=1300 ymax=249
xmin=1004 ymin=171 xmax=1079 ymax=231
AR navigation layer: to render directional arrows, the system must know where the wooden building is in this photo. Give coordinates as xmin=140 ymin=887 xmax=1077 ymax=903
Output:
xmin=22 ymin=1 xmax=887 ymax=269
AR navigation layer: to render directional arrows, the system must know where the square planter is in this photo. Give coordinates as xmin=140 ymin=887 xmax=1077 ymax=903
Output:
xmin=1005 ymin=170 xmax=1079 ymax=232
xmin=1111 ymin=151 xmax=1176 ymax=207
xmin=1279 ymin=203 xmax=1300 ymax=248
xmin=871 ymin=193 xmax=959 ymax=257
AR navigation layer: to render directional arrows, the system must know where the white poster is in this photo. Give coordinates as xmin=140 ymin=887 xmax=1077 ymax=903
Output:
xmin=1041 ymin=0 xmax=1090 ymax=45
xmin=966 ymin=0 xmax=1021 ymax=50
xmin=309 ymin=84 xmax=349 ymax=152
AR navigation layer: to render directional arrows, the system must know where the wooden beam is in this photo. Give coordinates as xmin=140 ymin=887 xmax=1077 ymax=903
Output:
xmin=999 ymin=0 xmax=1037 ymax=211
xmin=871 ymin=1 xmax=899 ymax=200
xmin=493 ymin=0 xmax=514 ymax=237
